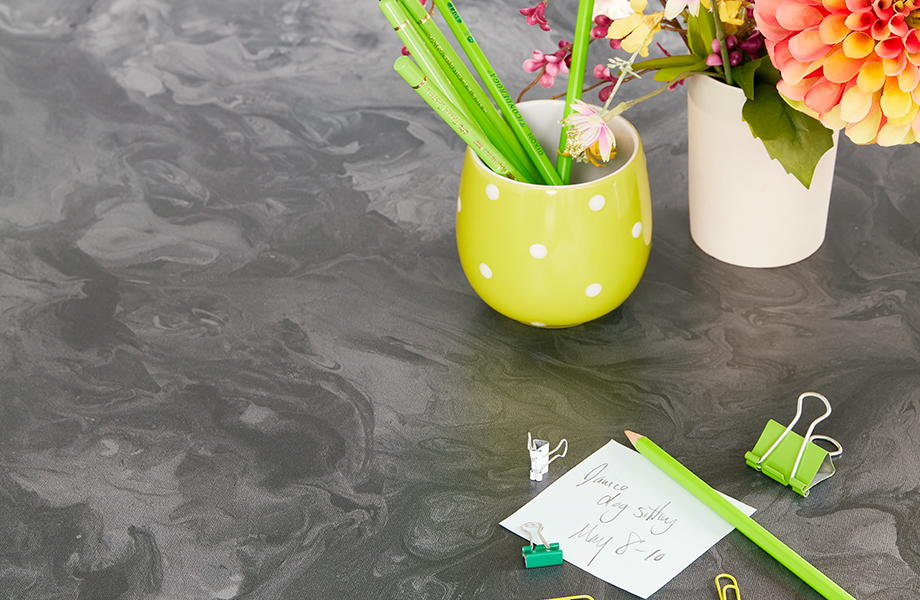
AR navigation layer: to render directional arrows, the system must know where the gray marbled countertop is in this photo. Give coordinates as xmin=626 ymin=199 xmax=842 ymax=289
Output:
xmin=1 ymin=1 xmax=919 ymax=599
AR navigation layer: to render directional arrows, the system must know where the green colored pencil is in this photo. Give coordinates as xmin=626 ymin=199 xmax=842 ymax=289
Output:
xmin=394 ymin=56 xmax=526 ymax=182
xmin=432 ymin=0 xmax=564 ymax=186
xmin=556 ymin=0 xmax=595 ymax=184
xmin=380 ymin=0 xmax=481 ymax=131
xmin=396 ymin=0 xmax=543 ymax=184
xmin=625 ymin=431 xmax=857 ymax=600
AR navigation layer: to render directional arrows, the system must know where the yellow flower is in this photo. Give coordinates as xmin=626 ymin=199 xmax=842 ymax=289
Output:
xmin=699 ymin=0 xmax=748 ymax=32
xmin=606 ymin=0 xmax=663 ymax=57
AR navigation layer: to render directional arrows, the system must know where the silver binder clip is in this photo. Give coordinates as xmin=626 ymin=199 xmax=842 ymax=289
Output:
xmin=744 ymin=392 xmax=843 ymax=497
xmin=528 ymin=432 xmax=567 ymax=482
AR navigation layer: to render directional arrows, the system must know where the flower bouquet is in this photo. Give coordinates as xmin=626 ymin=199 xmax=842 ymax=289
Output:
xmin=518 ymin=0 xmax=920 ymax=187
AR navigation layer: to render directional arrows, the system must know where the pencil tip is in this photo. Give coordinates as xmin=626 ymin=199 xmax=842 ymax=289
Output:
xmin=624 ymin=430 xmax=643 ymax=446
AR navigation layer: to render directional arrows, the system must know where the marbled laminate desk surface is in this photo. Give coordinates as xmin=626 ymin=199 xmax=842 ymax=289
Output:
xmin=1 ymin=1 xmax=919 ymax=599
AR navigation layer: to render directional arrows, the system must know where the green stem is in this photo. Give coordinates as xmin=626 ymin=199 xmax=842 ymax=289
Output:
xmin=710 ymin=0 xmax=733 ymax=85
xmin=603 ymin=76 xmax=689 ymax=120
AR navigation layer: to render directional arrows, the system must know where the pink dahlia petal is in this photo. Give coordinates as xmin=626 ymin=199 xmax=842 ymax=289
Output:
xmin=819 ymin=14 xmax=850 ymax=43
xmin=777 ymin=76 xmax=819 ymax=100
xmin=870 ymin=20 xmax=890 ymax=41
xmin=843 ymin=11 xmax=873 ymax=31
xmin=753 ymin=0 xmax=793 ymax=40
xmin=899 ymin=63 xmax=920 ymax=93
xmin=889 ymin=14 xmax=908 ymax=37
xmin=823 ymin=51 xmax=866 ymax=83
xmin=877 ymin=122 xmax=912 ymax=146
xmin=845 ymin=108 xmax=882 ymax=144
xmin=839 ymin=84 xmax=874 ymax=121
xmin=857 ymin=60 xmax=887 ymax=92
xmin=804 ymin=77 xmax=844 ymax=113
xmin=788 ymin=28 xmax=833 ymax=62
xmin=884 ymin=54 xmax=908 ymax=76
xmin=771 ymin=38 xmax=795 ymax=69
xmin=775 ymin=1 xmax=824 ymax=30
xmin=842 ymin=31 xmax=875 ymax=58
xmin=872 ymin=0 xmax=893 ymax=21
xmin=756 ymin=16 xmax=794 ymax=41
xmin=822 ymin=0 xmax=850 ymax=13
xmin=844 ymin=0 xmax=872 ymax=12
xmin=904 ymin=30 xmax=920 ymax=54
xmin=877 ymin=37 xmax=904 ymax=60
xmin=881 ymin=84 xmax=913 ymax=118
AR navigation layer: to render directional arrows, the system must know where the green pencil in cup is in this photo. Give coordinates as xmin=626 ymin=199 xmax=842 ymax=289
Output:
xmin=380 ymin=0 xmax=482 ymax=134
xmin=432 ymin=0 xmax=564 ymax=186
xmin=556 ymin=0 xmax=595 ymax=184
xmin=625 ymin=431 xmax=857 ymax=600
xmin=394 ymin=56 xmax=526 ymax=182
xmin=396 ymin=0 xmax=543 ymax=185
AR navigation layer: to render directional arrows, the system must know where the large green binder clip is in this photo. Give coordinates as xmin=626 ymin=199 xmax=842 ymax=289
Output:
xmin=744 ymin=392 xmax=843 ymax=497
xmin=521 ymin=522 xmax=563 ymax=568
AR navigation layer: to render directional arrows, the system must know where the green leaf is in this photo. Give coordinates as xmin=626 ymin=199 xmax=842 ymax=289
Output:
xmin=733 ymin=57 xmax=765 ymax=101
xmin=634 ymin=55 xmax=701 ymax=71
xmin=685 ymin=13 xmax=710 ymax=60
xmin=741 ymin=83 xmax=835 ymax=188
xmin=652 ymin=60 xmax=709 ymax=83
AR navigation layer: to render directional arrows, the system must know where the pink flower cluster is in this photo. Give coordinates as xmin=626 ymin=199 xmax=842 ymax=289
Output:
xmin=523 ymin=41 xmax=573 ymax=88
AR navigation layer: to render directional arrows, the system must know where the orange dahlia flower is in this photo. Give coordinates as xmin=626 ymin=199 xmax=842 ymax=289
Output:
xmin=755 ymin=0 xmax=920 ymax=145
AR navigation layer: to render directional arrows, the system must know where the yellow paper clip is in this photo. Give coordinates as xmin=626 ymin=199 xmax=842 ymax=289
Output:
xmin=716 ymin=573 xmax=740 ymax=600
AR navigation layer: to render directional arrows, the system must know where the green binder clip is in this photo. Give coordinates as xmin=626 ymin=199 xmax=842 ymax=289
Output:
xmin=521 ymin=522 xmax=562 ymax=568
xmin=745 ymin=392 xmax=843 ymax=497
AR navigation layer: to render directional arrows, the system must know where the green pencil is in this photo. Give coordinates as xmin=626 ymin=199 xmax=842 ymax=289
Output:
xmin=556 ymin=0 xmax=595 ymax=184
xmin=432 ymin=0 xmax=564 ymax=186
xmin=396 ymin=0 xmax=543 ymax=184
xmin=625 ymin=431 xmax=857 ymax=600
xmin=380 ymin=0 xmax=481 ymax=131
xmin=394 ymin=56 xmax=526 ymax=182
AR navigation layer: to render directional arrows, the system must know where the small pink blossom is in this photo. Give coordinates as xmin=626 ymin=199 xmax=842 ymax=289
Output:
xmin=519 ymin=1 xmax=551 ymax=31
xmin=707 ymin=35 xmax=742 ymax=67
xmin=591 ymin=15 xmax=623 ymax=50
xmin=522 ymin=42 xmax=571 ymax=88
xmin=592 ymin=64 xmax=618 ymax=102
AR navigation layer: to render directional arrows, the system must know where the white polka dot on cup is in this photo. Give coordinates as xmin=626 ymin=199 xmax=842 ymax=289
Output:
xmin=632 ymin=221 xmax=642 ymax=238
xmin=585 ymin=283 xmax=602 ymax=297
xmin=479 ymin=263 xmax=493 ymax=279
xmin=485 ymin=184 xmax=499 ymax=201
xmin=529 ymin=244 xmax=548 ymax=259
xmin=589 ymin=195 xmax=606 ymax=211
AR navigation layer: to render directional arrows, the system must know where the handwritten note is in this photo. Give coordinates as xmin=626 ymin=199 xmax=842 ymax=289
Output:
xmin=500 ymin=439 xmax=755 ymax=598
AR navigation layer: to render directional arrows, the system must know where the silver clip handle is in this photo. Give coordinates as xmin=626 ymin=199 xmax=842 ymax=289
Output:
xmin=522 ymin=521 xmax=550 ymax=550
xmin=756 ymin=392 xmax=833 ymax=482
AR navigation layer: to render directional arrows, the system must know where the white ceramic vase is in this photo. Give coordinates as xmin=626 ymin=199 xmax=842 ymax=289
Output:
xmin=686 ymin=75 xmax=839 ymax=268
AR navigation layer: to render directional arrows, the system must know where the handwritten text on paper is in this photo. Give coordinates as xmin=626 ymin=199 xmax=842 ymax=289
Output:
xmin=500 ymin=440 xmax=755 ymax=599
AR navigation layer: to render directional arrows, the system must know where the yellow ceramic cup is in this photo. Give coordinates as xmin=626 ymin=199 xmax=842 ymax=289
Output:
xmin=456 ymin=100 xmax=652 ymax=328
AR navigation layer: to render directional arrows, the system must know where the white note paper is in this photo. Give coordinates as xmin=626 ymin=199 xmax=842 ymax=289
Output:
xmin=500 ymin=439 xmax=755 ymax=599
